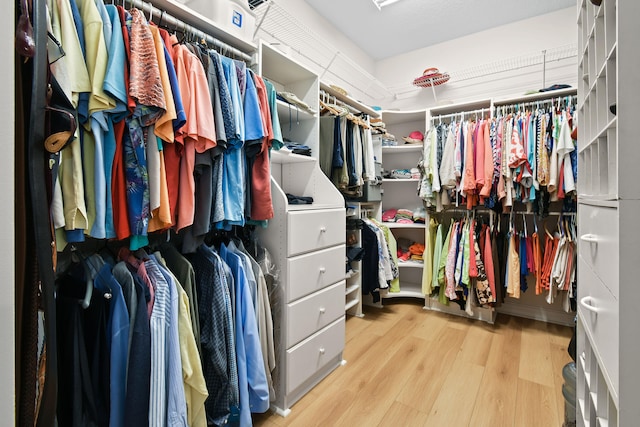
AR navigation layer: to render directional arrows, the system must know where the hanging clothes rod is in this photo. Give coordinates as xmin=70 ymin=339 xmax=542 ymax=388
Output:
xmin=430 ymin=107 xmax=488 ymax=122
xmin=125 ymin=0 xmax=253 ymax=62
xmin=494 ymin=95 xmax=578 ymax=113
xmin=501 ymin=211 xmax=576 ymax=216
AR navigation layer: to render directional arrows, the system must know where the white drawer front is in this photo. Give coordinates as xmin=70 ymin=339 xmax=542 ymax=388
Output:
xmin=287 ymin=245 xmax=346 ymax=302
xmin=287 ymin=208 xmax=345 ymax=256
xmin=578 ymin=203 xmax=619 ymax=299
xmin=286 ymin=316 xmax=345 ymax=393
xmin=287 ymin=281 xmax=345 ymax=347
xmin=577 ymin=256 xmax=619 ymax=397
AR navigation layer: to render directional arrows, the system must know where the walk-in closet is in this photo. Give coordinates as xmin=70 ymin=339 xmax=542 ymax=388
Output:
xmin=9 ymin=0 xmax=637 ymax=426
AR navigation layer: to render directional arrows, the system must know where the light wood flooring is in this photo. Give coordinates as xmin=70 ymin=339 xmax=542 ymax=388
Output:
xmin=253 ymin=299 xmax=573 ymax=427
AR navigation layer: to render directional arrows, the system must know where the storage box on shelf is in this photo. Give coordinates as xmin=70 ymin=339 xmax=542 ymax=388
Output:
xmin=576 ymin=0 xmax=640 ymax=426
xmin=152 ymin=0 xmax=257 ymax=51
xmin=259 ymin=41 xmax=320 ymax=158
xmin=259 ymin=150 xmax=346 ymax=415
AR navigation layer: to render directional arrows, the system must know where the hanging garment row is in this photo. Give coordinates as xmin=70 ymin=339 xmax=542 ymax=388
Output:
xmin=422 ymin=211 xmax=577 ymax=313
xmin=55 ymin=235 xmax=278 ymax=427
xmin=419 ymin=98 xmax=577 ymax=216
xmin=358 ymin=218 xmax=400 ymax=301
xmin=318 ymin=107 xmax=376 ymax=198
xmin=45 ymin=0 xmax=284 ymax=254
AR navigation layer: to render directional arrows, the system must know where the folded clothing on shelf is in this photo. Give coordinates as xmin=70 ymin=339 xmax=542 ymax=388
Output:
xmin=382 ymin=209 xmax=397 ymax=222
xmin=277 ymin=91 xmax=317 ymax=115
xmin=395 ymin=208 xmax=414 ymax=223
xmin=286 ymin=193 xmax=314 ymax=205
xmin=284 ymin=140 xmax=312 ymax=156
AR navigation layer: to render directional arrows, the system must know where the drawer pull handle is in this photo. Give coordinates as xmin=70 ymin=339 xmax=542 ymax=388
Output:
xmin=319 ymin=307 xmax=326 ymax=314
xmin=319 ymin=347 xmax=325 ymax=354
xmin=319 ymin=226 xmax=327 ymax=233
xmin=319 ymin=267 xmax=326 ymax=273
xmin=580 ymin=234 xmax=599 ymax=244
xmin=580 ymin=296 xmax=601 ymax=314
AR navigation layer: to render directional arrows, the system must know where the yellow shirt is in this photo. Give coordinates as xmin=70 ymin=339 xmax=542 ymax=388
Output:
xmin=177 ymin=280 xmax=209 ymax=427
xmin=149 ymin=25 xmax=177 ymax=144
xmin=75 ymin=0 xmax=115 ymax=117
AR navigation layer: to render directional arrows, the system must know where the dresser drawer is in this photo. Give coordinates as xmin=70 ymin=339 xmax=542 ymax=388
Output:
xmin=286 ymin=281 xmax=345 ymax=347
xmin=287 ymin=245 xmax=346 ymax=302
xmin=287 ymin=208 xmax=345 ymax=256
xmin=286 ymin=316 xmax=345 ymax=393
xmin=577 ymin=256 xmax=618 ymax=397
xmin=578 ymin=202 xmax=619 ymax=299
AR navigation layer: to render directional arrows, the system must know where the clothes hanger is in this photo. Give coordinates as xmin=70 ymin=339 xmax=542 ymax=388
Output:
xmin=70 ymin=245 xmax=93 ymax=309
xmin=522 ymin=212 xmax=528 ymax=237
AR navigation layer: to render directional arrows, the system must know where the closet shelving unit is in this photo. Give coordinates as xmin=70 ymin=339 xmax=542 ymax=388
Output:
xmin=317 ymin=80 xmax=382 ymax=318
xmin=576 ymin=0 xmax=640 ymax=425
xmin=259 ymin=41 xmax=320 ymax=157
xmin=376 ymin=109 xmax=429 ymax=303
xmin=345 ymin=203 xmax=382 ymax=318
xmin=258 ymin=43 xmax=346 ymax=416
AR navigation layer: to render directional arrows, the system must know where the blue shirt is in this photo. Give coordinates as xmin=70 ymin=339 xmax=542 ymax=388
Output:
xmin=150 ymin=255 xmax=189 ymax=426
xmin=220 ymin=244 xmax=269 ymax=426
xmin=86 ymin=255 xmax=130 ymax=427
xmin=219 ymin=57 xmax=246 ymax=229
xmin=188 ymin=245 xmax=239 ymax=426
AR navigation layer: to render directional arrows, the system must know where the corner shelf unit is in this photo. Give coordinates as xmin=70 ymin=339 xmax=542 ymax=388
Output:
xmin=377 ymin=110 xmax=428 ymax=303
xmin=576 ymin=0 xmax=640 ymax=426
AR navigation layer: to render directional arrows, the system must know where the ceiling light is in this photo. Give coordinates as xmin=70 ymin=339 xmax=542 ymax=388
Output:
xmin=372 ymin=0 xmax=403 ymax=11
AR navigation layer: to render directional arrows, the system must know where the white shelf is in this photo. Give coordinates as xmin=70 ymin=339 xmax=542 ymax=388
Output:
xmin=382 ymin=144 xmax=424 ymax=153
xmin=398 ymin=261 xmax=424 ymax=269
xmin=276 ymin=99 xmax=316 ymax=121
xmin=345 ymin=270 xmax=360 ymax=280
xmin=345 ymin=298 xmax=360 ymax=311
xmin=320 ymin=81 xmax=380 ymax=118
xmin=345 ymin=283 xmax=360 ymax=295
xmin=381 ymin=109 xmax=427 ymax=125
xmin=382 ymin=178 xmax=420 ymax=183
xmin=270 ymin=149 xmax=316 ymax=164
xmin=150 ymin=0 xmax=257 ymax=54
xmin=382 ymin=222 xmax=426 ymax=229
xmin=384 ymin=290 xmax=425 ymax=299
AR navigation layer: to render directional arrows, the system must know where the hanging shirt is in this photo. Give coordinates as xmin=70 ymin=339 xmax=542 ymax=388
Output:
xmin=220 ymin=244 xmax=270 ymax=426
xmin=149 ymin=255 xmax=189 ymax=427
xmin=219 ymin=56 xmax=246 ymax=229
xmin=249 ymin=73 xmax=275 ymax=221
xmin=187 ymin=245 xmax=239 ymax=426
xmin=86 ymin=255 xmax=130 ymax=427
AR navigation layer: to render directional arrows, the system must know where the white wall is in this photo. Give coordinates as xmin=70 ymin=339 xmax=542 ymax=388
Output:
xmin=254 ymin=0 xmax=392 ymax=104
xmin=375 ymin=7 xmax=578 ymax=110
xmin=3 ymin=0 xmax=15 ymax=422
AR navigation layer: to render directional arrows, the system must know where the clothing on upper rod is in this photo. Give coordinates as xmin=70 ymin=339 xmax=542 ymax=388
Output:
xmin=318 ymin=107 xmax=376 ymax=196
xmin=46 ymin=0 xmax=284 ymax=255
xmin=418 ymin=96 xmax=578 ymax=216
xmin=126 ymin=0 xmax=253 ymax=61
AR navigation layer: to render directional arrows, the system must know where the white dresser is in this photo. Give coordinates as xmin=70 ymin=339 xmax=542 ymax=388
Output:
xmin=576 ymin=0 xmax=640 ymax=425
xmin=257 ymin=41 xmax=346 ymax=415
xmin=259 ymin=151 xmax=346 ymax=415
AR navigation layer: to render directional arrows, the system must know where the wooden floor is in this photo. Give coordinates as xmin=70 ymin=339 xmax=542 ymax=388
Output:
xmin=253 ymin=299 xmax=573 ymax=427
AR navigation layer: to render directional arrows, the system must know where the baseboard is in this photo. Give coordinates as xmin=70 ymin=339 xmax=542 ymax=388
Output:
xmin=497 ymin=300 xmax=575 ymax=326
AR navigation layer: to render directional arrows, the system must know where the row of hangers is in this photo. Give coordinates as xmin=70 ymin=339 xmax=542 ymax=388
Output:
xmin=429 ymin=95 xmax=577 ymax=126
xmin=105 ymin=0 xmax=249 ymax=60
xmin=319 ymin=90 xmax=370 ymax=129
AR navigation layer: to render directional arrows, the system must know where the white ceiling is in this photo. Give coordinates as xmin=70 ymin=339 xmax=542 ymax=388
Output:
xmin=303 ymin=0 xmax=575 ymax=60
